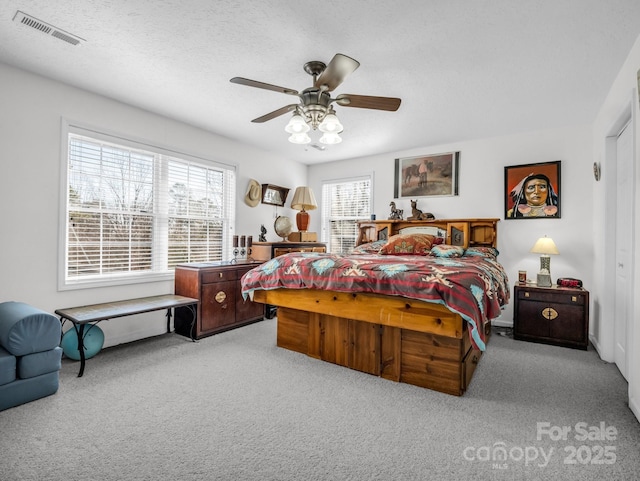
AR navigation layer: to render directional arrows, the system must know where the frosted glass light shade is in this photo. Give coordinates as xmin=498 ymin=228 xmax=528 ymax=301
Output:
xmin=319 ymin=132 xmax=342 ymax=144
xmin=319 ymin=112 xmax=343 ymax=133
xmin=288 ymin=132 xmax=311 ymax=144
xmin=285 ymin=114 xmax=310 ymax=134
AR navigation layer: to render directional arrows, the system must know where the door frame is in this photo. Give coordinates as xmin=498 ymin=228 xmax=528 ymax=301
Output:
xmin=602 ymin=93 xmax=635 ymax=368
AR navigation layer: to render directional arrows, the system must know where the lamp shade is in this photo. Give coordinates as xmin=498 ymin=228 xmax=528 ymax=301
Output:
xmin=530 ymin=236 xmax=559 ymax=255
xmin=290 ymin=187 xmax=317 ymax=212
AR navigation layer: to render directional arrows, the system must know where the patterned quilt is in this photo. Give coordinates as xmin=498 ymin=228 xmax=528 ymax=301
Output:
xmin=241 ymin=249 xmax=510 ymax=351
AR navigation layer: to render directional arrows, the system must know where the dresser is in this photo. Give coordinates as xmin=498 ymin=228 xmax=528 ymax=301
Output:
xmin=251 ymin=241 xmax=326 ymax=261
xmin=174 ymin=261 xmax=264 ymax=339
xmin=513 ymin=283 xmax=589 ymax=350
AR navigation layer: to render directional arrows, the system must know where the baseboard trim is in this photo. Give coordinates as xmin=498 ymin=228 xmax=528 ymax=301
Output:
xmin=629 ymin=392 xmax=640 ymax=424
xmin=589 ymin=335 xmax=613 ymax=363
xmin=491 ymin=319 xmax=513 ymax=328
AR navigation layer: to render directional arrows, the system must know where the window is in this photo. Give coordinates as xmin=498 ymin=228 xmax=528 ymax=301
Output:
xmin=61 ymin=124 xmax=235 ymax=288
xmin=321 ymin=176 xmax=372 ymax=254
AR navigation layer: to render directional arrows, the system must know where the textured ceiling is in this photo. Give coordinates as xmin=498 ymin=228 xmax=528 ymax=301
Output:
xmin=1 ymin=1 xmax=640 ymax=164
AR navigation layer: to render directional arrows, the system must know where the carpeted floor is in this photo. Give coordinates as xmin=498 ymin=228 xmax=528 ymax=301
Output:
xmin=1 ymin=319 xmax=639 ymax=481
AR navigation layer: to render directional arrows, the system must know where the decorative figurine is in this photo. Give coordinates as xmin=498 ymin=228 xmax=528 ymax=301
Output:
xmin=407 ymin=199 xmax=435 ymax=221
xmin=388 ymin=201 xmax=404 ymax=220
xmin=259 ymin=224 xmax=267 ymax=242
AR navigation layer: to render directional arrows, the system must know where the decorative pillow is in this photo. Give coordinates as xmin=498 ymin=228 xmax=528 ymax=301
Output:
xmin=378 ymin=234 xmax=435 ymax=256
xmin=429 ymin=244 xmax=465 ymax=258
xmin=350 ymin=240 xmax=387 ymax=255
xmin=464 ymin=246 xmax=499 ymax=259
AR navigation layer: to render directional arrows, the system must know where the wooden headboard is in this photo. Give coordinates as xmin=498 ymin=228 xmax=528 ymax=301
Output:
xmin=356 ymin=218 xmax=499 ymax=248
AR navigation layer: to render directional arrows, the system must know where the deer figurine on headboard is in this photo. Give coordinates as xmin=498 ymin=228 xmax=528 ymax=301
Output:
xmin=407 ymin=199 xmax=435 ymax=221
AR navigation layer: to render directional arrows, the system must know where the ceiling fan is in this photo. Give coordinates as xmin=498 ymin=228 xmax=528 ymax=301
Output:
xmin=230 ymin=53 xmax=401 ymax=145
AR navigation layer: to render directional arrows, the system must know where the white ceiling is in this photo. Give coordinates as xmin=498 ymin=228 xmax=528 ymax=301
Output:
xmin=1 ymin=1 xmax=640 ymax=164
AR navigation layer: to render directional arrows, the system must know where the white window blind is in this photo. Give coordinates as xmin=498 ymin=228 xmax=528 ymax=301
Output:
xmin=63 ymin=126 xmax=235 ymax=288
xmin=321 ymin=176 xmax=372 ymax=254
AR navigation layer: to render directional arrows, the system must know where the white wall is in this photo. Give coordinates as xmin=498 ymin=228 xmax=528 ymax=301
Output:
xmin=308 ymin=125 xmax=594 ymax=325
xmin=592 ymin=34 xmax=640 ymax=422
xmin=0 ymin=62 xmax=307 ymax=346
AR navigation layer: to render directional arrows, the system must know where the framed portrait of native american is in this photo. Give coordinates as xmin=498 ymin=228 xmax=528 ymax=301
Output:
xmin=394 ymin=151 xmax=460 ymax=199
xmin=504 ymin=161 xmax=561 ymax=219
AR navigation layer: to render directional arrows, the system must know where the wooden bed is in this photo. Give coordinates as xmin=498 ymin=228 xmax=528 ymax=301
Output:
xmin=251 ymin=218 xmax=502 ymax=396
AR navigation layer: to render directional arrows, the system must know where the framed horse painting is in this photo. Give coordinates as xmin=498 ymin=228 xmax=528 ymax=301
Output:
xmin=394 ymin=151 xmax=460 ymax=198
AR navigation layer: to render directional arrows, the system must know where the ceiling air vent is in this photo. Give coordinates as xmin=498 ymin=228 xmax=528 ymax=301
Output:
xmin=13 ymin=10 xmax=84 ymax=46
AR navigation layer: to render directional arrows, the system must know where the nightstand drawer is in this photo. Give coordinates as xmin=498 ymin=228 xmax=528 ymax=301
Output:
xmin=517 ymin=289 xmax=586 ymax=306
xmin=202 ymin=269 xmax=237 ymax=283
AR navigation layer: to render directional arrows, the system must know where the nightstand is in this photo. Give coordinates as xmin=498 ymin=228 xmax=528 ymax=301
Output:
xmin=513 ymin=283 xmax=589 ymax=350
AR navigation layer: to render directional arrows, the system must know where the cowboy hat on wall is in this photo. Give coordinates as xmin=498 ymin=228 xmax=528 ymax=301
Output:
xmin=245 ymin=179 xmax=261 ymax=207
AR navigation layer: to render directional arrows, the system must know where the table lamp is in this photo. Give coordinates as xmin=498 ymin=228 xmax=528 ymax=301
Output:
xmin=290 ymin=186 xmax=317 ymax=232
xmin=530 ymin=236 xmax=559 ymax=287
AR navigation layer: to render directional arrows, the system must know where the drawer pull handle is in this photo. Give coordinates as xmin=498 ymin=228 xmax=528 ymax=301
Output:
xmin=542 ymin=307 xmax=558 ymax=320
xmin=524 ymin=292 xmax=530 ymax=298
xmin=215 ymin=291 xmax=227 ymax=303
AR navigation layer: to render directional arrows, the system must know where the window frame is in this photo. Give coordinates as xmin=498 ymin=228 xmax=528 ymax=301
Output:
xmin=58 ymin=119 xmax=236 ymax=290
xmin=320 ymin=173 xmax=373 ymax=254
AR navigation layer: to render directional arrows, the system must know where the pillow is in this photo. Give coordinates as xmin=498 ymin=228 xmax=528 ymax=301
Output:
xmin=464 ymin=246 xmax=499 ymax=259
xmin=350 ymin=240 xmax=387 ymax=255
xmin=378 ymin=234 xmax=435 ymax=256
xmin=429 ymin=244 xmax=465 ymax=258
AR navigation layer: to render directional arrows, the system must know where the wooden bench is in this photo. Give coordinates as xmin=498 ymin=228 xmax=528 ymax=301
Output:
xmin=55 ymin=294 xmax=199 ymax=377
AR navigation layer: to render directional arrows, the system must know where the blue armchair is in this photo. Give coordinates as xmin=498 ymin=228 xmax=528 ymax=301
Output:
xmin=0 ymin=301 xmax=62 ymax=411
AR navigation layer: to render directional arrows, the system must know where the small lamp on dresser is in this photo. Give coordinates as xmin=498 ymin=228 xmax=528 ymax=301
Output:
xmin=290 ymin=186 xmax=317 ymax=232
xmin=530 ymin=235 xmax=559 ymax=287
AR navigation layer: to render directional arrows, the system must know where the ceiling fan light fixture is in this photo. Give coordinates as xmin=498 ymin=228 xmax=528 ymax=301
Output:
xmin=232 ymin=53 xmax=401 ymax=148
xmin=319 ymin=132 xmax=342 ymax=145
xmin=319 ymin=111 xmax=343 ymax=133
xmin=288 ymin=132 xmax=311 ymax=144
xmin=285 ymin=113 xmax=310 ymax=134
